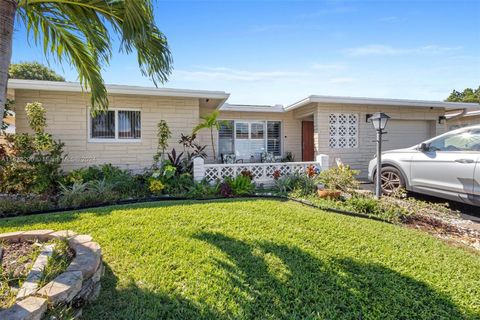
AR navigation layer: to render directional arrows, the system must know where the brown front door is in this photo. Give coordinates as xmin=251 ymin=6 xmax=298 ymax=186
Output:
xmin=302 ymin=121 xmax=314 ymax=161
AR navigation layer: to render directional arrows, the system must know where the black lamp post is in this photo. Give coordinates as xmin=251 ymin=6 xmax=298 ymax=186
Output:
xmin=370 ymin=112 xmax=390 ymax=198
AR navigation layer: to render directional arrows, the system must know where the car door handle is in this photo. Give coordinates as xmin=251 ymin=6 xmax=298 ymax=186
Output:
xmin=455 ymin=159 xmax=474 ymax=164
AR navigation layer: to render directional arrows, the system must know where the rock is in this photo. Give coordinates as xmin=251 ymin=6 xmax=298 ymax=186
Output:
xmin=49 ymin=230 xmax=77 ymax=240
xmin=17 ymin=244 xmax=55 ymax=300
xmin=67 ymin=242 xmax=101 ymax=278
xmin=92 ymin=263 xmax=104 ymax=283
xmin=68 ymin=234 xmax=93 ymax=246
xmin=37 ymin=271 xmax=83 ymax=305
xmin=0 ymin=296 xmax=47 ymax=320
xmin=0 ymin=231 xmax=25 ymax=242
xmin=21 ymin=230 xmax=54 ymax=242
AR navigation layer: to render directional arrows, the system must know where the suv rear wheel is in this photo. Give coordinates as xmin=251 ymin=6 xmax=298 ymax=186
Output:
xmin=375 ymin=166 xmax=405 ymax=195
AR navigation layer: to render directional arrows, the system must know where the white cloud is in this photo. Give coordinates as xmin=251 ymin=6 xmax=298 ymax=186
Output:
xmin=344 ymin=44 xmax=462 ymax=56
xmin=174 ymin=67 xmax=308 ymax=82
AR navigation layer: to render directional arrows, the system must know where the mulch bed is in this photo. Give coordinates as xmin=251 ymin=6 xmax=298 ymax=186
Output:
xmin=405 ymin=214 xmax=480 ymax=251
xmin=1 ymin=241 xmax=39 ymax=280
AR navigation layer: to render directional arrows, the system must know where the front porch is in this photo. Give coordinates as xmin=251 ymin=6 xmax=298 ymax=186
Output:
xmin=193 ymin=154 xmax=329 ymax=186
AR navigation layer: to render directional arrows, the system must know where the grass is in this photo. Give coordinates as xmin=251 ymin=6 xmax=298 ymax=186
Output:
xmin=0 ymin=198 xmax=478 ymax=319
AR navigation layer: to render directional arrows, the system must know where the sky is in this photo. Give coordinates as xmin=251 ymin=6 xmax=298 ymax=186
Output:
xmin=11 ymin=0 xmax=480 ymax=106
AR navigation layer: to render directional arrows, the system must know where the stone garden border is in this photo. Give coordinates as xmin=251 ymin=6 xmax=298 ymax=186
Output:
xmin=0 ymin=230 xmax=104 ymax=320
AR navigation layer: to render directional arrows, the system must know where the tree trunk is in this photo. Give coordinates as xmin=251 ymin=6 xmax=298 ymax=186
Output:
xmin=0 ymin=0 xmax=17 ymax=122
xmin=210 ymin=128 xmax=216 ymax=162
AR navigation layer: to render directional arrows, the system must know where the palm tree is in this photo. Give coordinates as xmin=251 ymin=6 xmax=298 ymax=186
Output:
xmin=193 ymin=110 xmax=229 ymax=161
xmin=0 ymin=0 xmax=172 ymax=119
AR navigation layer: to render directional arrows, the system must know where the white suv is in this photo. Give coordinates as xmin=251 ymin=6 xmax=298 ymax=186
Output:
xmin=368 ymin=125 xmax=480 ymax=205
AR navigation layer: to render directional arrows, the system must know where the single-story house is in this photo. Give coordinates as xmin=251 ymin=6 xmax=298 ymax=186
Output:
xmin=6 ymin=79 xmax=480 ymax=177
xmin=447 ymin=109 xmax=480 ymax=130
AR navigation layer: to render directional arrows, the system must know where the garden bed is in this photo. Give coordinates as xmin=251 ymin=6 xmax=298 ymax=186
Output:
xmin=0 ymin=230 xmax=104 ymax=319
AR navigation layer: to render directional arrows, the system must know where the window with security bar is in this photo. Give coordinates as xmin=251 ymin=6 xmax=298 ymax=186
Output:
xmin=90 ymin=109 xmax=141 ymax=141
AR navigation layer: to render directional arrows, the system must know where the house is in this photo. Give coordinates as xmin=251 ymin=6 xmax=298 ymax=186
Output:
xmin=6 ymin=79 xmax=479 ymax=177
xmin=446 ymin=109 xmax=480 ymax=130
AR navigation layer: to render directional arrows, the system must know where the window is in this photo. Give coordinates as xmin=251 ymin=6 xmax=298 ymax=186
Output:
xmin=328 ymin=113 xmax=358 ymax=148
xmin=91 ymin=111 xmax=115 ymax=139
xmin=218 ymin=120 xmax=282 ymax=161
xmin=218 ymin=121 xmax=234 ymax=155
xmin=251 ymin=122 xmax=265 ymax=139
xmin=235 ymin=122 xmax=249 ymax=139
xmin=267 ymin=121 xmax=281 ymax=156
xmin=428 ymin=130 xmax=480 ymax=152
xmin=90 ymin=109 xmax=141 ymax=141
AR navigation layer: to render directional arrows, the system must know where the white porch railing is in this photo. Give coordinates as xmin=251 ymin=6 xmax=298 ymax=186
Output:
xmin=193 ymin=155 xmax=329 ymax=186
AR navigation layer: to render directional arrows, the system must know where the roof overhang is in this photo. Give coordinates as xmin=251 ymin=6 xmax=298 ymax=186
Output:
xmin=8 ymin=79 xmax=230 ymax=101
xmin=285 ymin=95 xmax=480 ymax=112
xmin=219 ymin=103 xmax=284 ymax=113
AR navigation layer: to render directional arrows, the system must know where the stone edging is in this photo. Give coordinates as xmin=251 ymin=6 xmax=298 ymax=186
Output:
xmin=0 ymin=230 xmax=104 ymax=320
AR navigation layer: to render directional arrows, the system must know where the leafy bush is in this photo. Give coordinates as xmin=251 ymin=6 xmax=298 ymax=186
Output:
xmin=58 ymin=181 xmax=121 ymax=209
xmin=0 ymin=195 xmax=55 ymax=217
xmin=274 ymin=172 xmax=317 ymax=196
xmin=225 ymin=175 xmax=255 ymax=196
xmin=219 ymin=182 xmax=233 ymax=197
xmin=187 ymin=179 xmax=220 ymax=198
xmin=316 ymin=165 xmax=359 ymax=192
xmin=0 ymin=102 xmax=64 ymax=194
xmin=64 ymin=164 xmax=145 ymax=197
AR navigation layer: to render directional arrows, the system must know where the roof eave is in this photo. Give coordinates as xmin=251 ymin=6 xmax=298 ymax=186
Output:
xmin=8 ymin=79 xmax=230 ymax=100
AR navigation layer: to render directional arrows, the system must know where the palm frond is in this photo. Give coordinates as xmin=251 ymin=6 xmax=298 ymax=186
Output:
xmin=17 ymin=0 xmax=173 ymax=112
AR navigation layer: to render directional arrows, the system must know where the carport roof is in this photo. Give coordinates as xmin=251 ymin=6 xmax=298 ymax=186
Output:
xmin=285 ymin=95 xmax=480 ymax=112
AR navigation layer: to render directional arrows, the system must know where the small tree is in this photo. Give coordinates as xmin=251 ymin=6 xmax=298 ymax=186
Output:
xmin=193 ymin=111 xmax=229 ymax=161
xmin=0 ymin=102 xmax=64 ymax=194
xmin=154 ymin=120 xmax=171 ymax=165
xmin=9 ymin=62 xmax=65 ymax=81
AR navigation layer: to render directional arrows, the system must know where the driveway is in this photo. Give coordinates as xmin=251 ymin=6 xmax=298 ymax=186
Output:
xmin=359 ymin=183 xmax=480 ymax=223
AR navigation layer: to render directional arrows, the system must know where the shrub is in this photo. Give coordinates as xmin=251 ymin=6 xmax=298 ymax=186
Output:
xmin=316 ymin=165 xmax=359 ymax=192
xmin=149 ymin=179 xmax=165 ymax=195
xmin=0 ymin=195 xmax=55 ymax=217
xmin=64 ymin=164 xmax=144 ymax=197
xmin=187 ymin=179 xmax=219 ymax=198
xmin=58 ymin=181 xmax=121 ymax=209
xmin=0 ymin=102 xmax=64 ymax=195
xmin=225 ymin=175 xmax=255 ymax=196
xmin=219 ymin=182 xmax=233 ymax=197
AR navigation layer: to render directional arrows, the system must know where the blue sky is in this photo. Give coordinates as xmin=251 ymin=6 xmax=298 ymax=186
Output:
xmin=11 ymin=0 xmax=480 ymax=105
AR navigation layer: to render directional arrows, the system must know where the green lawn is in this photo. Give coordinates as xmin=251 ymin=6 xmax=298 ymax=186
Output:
xmin=0 ymin=199 xmax=479 ymax=319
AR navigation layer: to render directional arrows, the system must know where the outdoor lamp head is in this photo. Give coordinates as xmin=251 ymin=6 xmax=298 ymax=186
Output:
xmin=370 ymin=112 xmax=390 ymax=131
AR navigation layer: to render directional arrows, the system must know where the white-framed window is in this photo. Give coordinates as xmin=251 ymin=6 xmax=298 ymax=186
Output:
xmin=218 ymin=120 xmax=282 ymax=161
xmin=88 ymin=108 xmax=141 ymax=142
xmin=328 ymin=113 xmax=358 ymax=148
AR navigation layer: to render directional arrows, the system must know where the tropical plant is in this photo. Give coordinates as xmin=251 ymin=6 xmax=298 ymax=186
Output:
xmin=8 ymin=61 xmax=65 ymax=81
xmin=154 ymin=120 xmax=171 ymax=164
xmin=225 ymin=175 xmax=255 ymax=196
xmin=187 ymin=179 xmax=219 ymax=199
xmin=167 ymin=148 xmax=184 ymax=172
xmin=0 ymin=102 xmax=64 ymax=194
xmin=179 ymin=133 xmax=196 ymax=154
xmin=0 ymin=0 xmax=173 ymax=118
xmin=193 ymin=111 xmax=229 ymax=161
